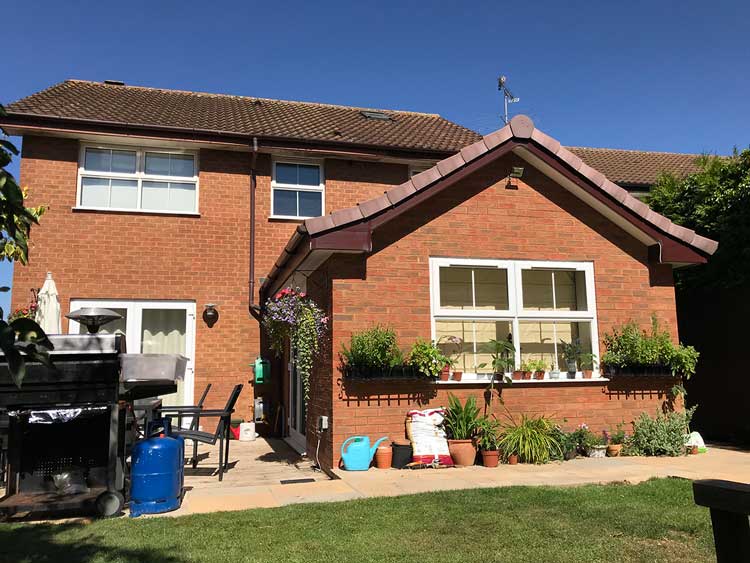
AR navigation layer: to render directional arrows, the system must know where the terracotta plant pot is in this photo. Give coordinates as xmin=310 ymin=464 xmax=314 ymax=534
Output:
xmin=438 ymin=367 xmax=451 ymax=382
xmin=512 ymin=370 xmax=523 ymax=380
xmin=507 ymin=453 xmax=519 ymax=465
xmin=689 ymin=445 xmax=699 ymax=455
xmin=606 ymin=444 xmax=622 ymax=457
xmin=448 ymin=439 xmax=477 ymax=467
xmin=582 ymin=370 xmax=593 ymax=379
xmin=481 ymin=450 xmax=500 ymax=468
xmin=452 ymin=371 xmax=463 ymax=382
xmin=522 ymin=371 xmax=532 ymax=380
xmin=375 ymin=445 xmax=393 ymax=469
xmin=533 ymin=370 xmax=545 ymax=380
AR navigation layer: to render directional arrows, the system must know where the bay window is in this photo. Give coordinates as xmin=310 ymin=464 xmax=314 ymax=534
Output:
xmin=430 ymin=258 xmax=600 ymax=380
xmin=78 ymin=145 xmax=198 ymax=213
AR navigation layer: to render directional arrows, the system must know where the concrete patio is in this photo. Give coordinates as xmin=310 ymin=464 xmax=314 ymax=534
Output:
xmin=172 ymin=440 xmax=750 ymax=516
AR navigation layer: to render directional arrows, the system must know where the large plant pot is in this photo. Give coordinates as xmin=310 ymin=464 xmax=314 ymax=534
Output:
xmin=481 ymin=450 xmax=500 ymax=468
xmin=606 ymin=444 xmax=622 ymax=457
xmin=448 ymin=439 xmax=477 ymax=466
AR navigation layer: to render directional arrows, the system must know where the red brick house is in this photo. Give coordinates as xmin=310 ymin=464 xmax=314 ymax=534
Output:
xmin=2 ymin=80 xmax=716 ymax=470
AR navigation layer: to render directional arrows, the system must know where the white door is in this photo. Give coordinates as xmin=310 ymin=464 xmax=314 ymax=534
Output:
xmin=68 ymin=300 xmax=196 ymax=408
xmin=286 ymin=355 xmax=307 ymax=454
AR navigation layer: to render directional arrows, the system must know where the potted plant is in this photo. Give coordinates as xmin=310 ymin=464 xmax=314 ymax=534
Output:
xmin=442 ymin=394 xmax=481 ymax=466
xmin=498 ymin=413 xmax=561 ymax=464
xmin=605 ymin=423 xmax=626 ymax=457
xmin=477 ymin=416 xmax=502 ymax=468
xmin=519 ymin=361 xmax=533 ymax=380
xmin=601 ymin=316 xmax=699 ymax=379
xmin=488 ymin=338 xmax=515 ymax=380
xmin=407 ymin=339 xmax=449 ymax=380
xmin=528 ymin=359 xmax=546 ymax=380
xmin=582 ymin=429 xmax=607 ymax=458
xmin=437 ymin=335 xmax=464 ymax=381
xmin=560 ymin=338 xmax=582 ymax=376
xmin=579 ymin=353 xmax=597 ymax=379
xmin=340 ymin=325 xmax=403 ymax=379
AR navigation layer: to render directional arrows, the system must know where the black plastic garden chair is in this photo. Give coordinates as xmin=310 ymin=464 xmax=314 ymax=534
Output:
xmin=161 ymin=384 xmax=242 ymax=481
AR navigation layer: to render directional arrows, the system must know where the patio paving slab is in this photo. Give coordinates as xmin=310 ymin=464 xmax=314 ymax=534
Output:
xmin=170 ymin=442 xmax=749 ymax=516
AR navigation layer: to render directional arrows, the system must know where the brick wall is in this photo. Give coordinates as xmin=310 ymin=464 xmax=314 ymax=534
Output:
xmin=321 ymin=152 xmax=680 ymax=469
xmin=13 ymin=135 xmax=408 ymax=428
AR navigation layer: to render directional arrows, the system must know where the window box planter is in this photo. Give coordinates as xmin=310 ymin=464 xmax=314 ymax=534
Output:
xmin=344 ymin=365 xmax=421 ymax=380
xmin=604 ymin=366 xmax=676 ymax=378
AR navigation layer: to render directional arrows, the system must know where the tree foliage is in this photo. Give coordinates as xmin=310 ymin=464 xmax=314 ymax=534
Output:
xmin=0 ymin=103 xmax=53 ymax=386
xmin=647 ymin=149 xmax=750 ymax=288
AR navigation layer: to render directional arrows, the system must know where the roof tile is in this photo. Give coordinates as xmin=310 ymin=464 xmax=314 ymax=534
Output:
xmin=509 ymin=115 xmax=534 ymax=139
xmin=386 ymin=181 xmax=417 ymax=206
xmin=436 ymin=152 xmax=466 ymax=177
xmin=358 ymin=194 xmax=392 ymax=217
xmin=411 ymin=168 xmax=442 ymax=191
xmin=459 ymin=139 xmax=489 ymax=163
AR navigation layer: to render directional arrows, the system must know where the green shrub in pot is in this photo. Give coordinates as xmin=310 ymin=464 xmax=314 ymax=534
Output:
xmin=498 ymin=413 xmax=561 ymax=464
xmin=602 ymin=316 xmax=699 ymax=377
xmin=407 ymin=339 xmax=449 ymax=379
xmin=341 ymin=325 xmax=403 ymax=378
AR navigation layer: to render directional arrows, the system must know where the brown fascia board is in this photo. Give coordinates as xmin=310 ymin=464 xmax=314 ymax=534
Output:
xmin=0 ymin=113 xmax=457 ymax=161
xmin=262 ymin=114 xmax=719 ymax=296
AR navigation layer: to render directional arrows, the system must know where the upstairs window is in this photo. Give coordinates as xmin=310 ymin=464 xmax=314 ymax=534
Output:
xmin=271 ymin=160 xmax=324 ymax=219
xmin=78 ymin=145 xmax=198 ymax=213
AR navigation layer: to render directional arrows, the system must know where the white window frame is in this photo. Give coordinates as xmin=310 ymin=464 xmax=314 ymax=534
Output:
xmin=429 ymin=257 xmax=601 ymax=382
xmin=270 ymin=158 xmax=325 ymax=219
xmin=76 ymin=143 xmax=200 ymax=215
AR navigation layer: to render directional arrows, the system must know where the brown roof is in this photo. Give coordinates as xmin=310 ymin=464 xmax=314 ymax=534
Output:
xmin=263 ymin=115 xmax=717 ymax=296
xmin=4 ymin=80 xmax=480 ymax=154
xmin=5 ymin=81 xmax=707 ymax=185
xmin=567 ymin=146 xmax=702 ymax=187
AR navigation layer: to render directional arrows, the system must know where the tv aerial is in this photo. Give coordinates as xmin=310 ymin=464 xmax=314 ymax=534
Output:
xmin=498 ymin=75 xmax=520 ymax=124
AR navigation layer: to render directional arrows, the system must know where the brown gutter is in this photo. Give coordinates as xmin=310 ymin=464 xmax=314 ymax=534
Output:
xmin=0 ymin=113 xmax=461 ymax=161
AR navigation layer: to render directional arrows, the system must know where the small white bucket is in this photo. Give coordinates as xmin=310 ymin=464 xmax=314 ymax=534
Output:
xmin=239 ymin=422 xmax=257 ymax=442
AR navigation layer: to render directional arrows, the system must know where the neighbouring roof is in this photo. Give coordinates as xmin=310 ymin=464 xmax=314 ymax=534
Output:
xmin=3 ymin=80 xmax=480 ymax=154
xmin=567 ymin=146 xmax=702 ymax=188
xmin=262 ymin=115 xmax=718 ymax=295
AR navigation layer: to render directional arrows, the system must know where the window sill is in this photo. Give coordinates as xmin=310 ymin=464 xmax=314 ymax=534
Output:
xmin=72 ymin=206 xmax=200 ymax=217
xmin=434 ymin=377 xmax=610 ymax=385
xmin=268 ymin=215 xmax=312 ymax=222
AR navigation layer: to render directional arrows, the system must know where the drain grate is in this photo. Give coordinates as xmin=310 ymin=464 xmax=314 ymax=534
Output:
xmin=279 ymin=478 xmax=316 ymax=485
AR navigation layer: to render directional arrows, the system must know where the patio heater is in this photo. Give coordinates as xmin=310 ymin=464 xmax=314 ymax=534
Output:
xmin=66 ymin=308 xmax=123 ymax=334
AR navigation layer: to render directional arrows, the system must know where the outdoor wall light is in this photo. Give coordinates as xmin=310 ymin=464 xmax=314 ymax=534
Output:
xmin=505 ymin=166 xmax=525 ymax=190
xmin=203 ymin=304 xmax=219 ymax=328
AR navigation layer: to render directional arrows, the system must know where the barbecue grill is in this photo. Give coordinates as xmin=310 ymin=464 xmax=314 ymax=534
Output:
xmin=0 ymin=330 xmax=182 ymax=517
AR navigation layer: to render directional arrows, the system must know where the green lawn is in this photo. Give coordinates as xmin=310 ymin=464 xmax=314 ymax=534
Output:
xmin=1 ymin=478 xmax=714 ymax=563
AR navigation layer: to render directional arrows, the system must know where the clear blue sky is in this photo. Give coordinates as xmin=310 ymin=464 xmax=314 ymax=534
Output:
xmin=3 ymin=0 xmax=749 ymax=316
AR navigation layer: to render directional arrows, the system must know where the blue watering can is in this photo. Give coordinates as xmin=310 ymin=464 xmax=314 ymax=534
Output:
xmin=341 ymin=436 xmax=388 ymax=471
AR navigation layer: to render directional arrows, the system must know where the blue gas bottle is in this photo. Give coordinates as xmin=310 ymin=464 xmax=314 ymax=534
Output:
xmin=130 ymin=419 xmax=184 ymax=517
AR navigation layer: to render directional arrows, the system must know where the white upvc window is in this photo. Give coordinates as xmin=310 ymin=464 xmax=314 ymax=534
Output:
xmin=271 ymin=159 xmax=324 ymax=219
xmin=77 ymin=144 xmax=199 ymax=214
xmin=429 ymin=258 xmax=601 ymax=381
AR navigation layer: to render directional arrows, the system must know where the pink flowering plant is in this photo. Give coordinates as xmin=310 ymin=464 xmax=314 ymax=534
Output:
xmin=262 ymin=287 xmax=328 ymax=401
